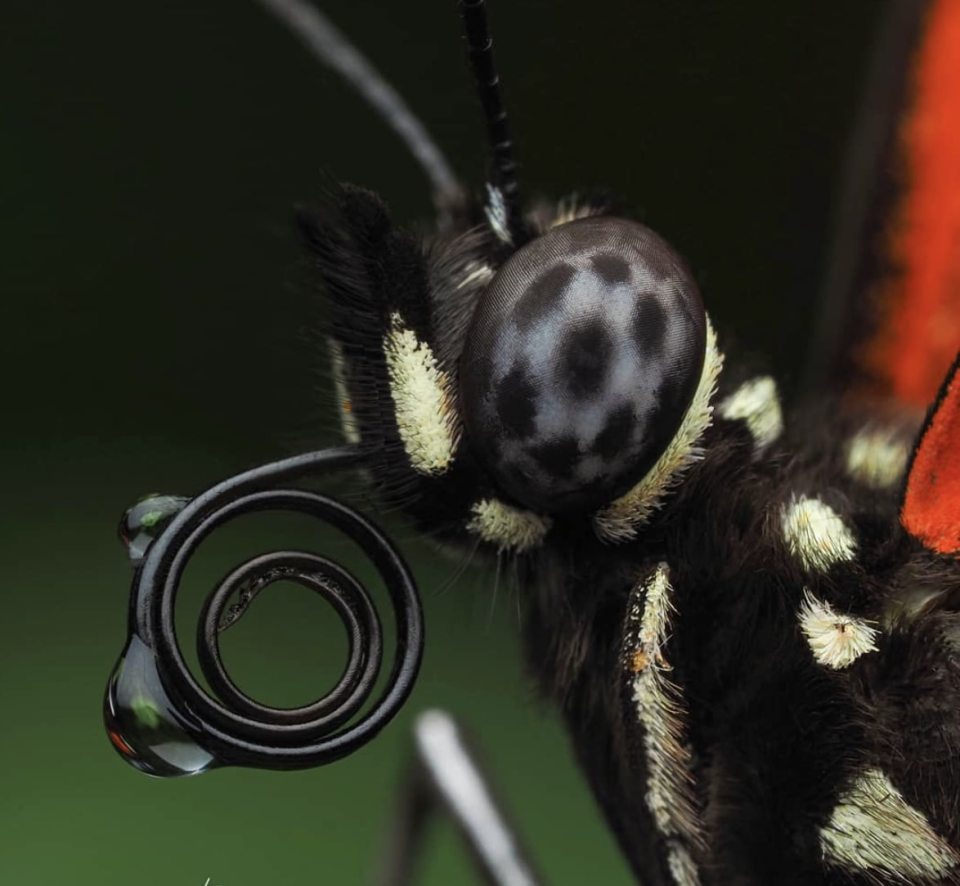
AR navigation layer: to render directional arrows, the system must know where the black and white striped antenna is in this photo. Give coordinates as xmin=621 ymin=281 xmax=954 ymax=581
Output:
xmin=459 ymin=0 xmax=528 ymax=245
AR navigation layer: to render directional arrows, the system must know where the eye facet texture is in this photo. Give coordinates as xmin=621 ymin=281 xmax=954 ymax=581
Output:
xmin=460 ymin=217 xmax=706 ymax=514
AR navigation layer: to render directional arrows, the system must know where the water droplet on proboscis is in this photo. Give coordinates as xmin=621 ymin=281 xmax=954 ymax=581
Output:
xmin=117 ymin=494 xmax=188 ymax=565
xmin=104 ymin=634 xmax=217 ymax=778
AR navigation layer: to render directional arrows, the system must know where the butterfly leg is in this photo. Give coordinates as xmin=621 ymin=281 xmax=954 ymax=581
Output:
xmin=374 ymin=710 xmax=543 ymax=886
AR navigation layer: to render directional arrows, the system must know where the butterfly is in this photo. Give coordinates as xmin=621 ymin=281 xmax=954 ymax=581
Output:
xmin=105 ymin=1 xmax=960 ymax=883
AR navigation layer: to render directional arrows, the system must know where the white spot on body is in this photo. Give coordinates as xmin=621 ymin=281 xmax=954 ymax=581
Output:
xmin=718 ymin=376 xmax=783 ymax=449
xmin=821 ymin=768 xmax=959 ymax=878
xmin=466 ymin=499 xmax=552 ymax=553
xmin=594 ymin=320 xmax=723 ymax=542
xmin=780 ymin=496 xmax=857 ymax=572
xmin=798 ymin=590 xmax=878 ymax=669
xmin=383 ymin=313 xmax=460 ymax=475
xmin=845 ymin=427 xmax=910 ymax=489
xmin=627 ymin=564 xmax=705 ymax=885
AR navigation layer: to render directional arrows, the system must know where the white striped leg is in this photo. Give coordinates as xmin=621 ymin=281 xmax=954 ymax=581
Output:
xmin=374 ymin=710 xmax=543 ymax=886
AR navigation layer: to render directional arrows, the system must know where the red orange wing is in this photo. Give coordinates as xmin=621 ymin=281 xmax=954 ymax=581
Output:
xmin=810 ymin=0 xmax=960 ymax=408
xmin=902 ymin=352 xmax=960 ymax=554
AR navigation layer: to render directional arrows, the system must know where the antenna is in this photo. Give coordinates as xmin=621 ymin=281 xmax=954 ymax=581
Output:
xmin=254 ymin=0 xmax=462 ymax=206
xmin=459 ymin=0 xmax=529 ymax=245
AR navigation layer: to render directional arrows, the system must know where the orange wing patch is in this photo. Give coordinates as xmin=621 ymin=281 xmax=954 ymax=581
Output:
xmin=902 ymin=353 xmax=960 ymax=555
xmin=865 ymin=0 xmax=960 ymax=407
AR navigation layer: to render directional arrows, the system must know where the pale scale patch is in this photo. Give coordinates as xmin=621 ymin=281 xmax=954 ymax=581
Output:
xmin=845 ymin=427 xmax=909 ymax=490
xmin=798 ymin=590 xmax=878 ymax=669
xmin=667 ymin=847 xmax=700 ymax=886
xmin=594 ymin=319 xmax=724 ymax=543
xmin=466 ymin=499 xmax=552 ymax=553
xmin=821 ymin=768 xmax=959 ymax=879
xmin=629 ymin=564 xmax=706 ymax=883
xmin=718 ymin=375 xmax=783 ymax=449
xmin=328 ymin=338 xmax=360 ymax=444
xmin=548 ymin=195 xmax=606 ymax=230
xmin=383 ymin=313 xmax=461 ymax=475
xmin=456 ymin=262 xmax=495 ymax=291
xmin=780 ymin=496 xmax=857 ymax=572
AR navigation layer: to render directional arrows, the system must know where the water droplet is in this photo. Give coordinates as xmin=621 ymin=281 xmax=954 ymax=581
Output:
xmin=104 ymin=634 xmax=218 ymax=778
xmin=117 ymin=494 xmax=188 ymax=565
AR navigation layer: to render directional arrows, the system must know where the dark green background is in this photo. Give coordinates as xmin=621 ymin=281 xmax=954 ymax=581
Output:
xmin=3 ymin=1 xmax=879 ymax=883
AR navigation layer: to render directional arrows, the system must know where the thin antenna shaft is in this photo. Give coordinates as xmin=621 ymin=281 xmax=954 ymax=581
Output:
xmin=459 ymin=0 xmax=528 ymax=245
xmin=254 ymin=0 xmax=461 ymax=204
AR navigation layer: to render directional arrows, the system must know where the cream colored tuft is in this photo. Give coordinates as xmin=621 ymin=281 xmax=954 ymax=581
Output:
xmin=667 ymin=847 xmax=700 ymax=886
xmin=466 ymin=499 xmax=552 ymax=553
xmin=798 ymin=590 xmax=877 ymax=669
xmin=328 ymin=338 xmax=360 ymax=444
xmin=627 ymin=564 xmax=705 ymax=884
xmin=383 ymin=313 xmax=461 ymax=475
xmin=594 ymin=319 xmax=724 ymax=543
xmin=845 ymin=427 xmax=910 ymax=490
xmin=548 ymin=195 xmax=607 ymax=229
xmin=780 ymin=496 xmax=857 ymax=572
xmin=821 ymin=768 xmax=959 ymax=879
xmin=456 ymin=262 xmax=496 ymax=291
xmin=718 ymin=375 xmax=783 ymax=449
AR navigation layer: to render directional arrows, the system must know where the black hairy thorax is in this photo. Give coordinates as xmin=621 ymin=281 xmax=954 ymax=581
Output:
xmin=524 ymin=409 xmax=960 ymax=884
xmin=302 ymin=182 xmax=960 ymax=884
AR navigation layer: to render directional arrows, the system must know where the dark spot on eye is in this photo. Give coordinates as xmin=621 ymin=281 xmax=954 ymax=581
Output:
xmin=496 ymin=367 xmax=537 ymax=438
xmin=591 ymin=253 xmax=632 ymax=285
xmin=560 ymin=319 xmax=612 ymax=398
xmin=593 ymin=404 xmax=635 ymax=460
xmin=633 ymin=295 xmax=667 ymax=358
xmin=515 ymin=263 xmax=575 ymax=331
xmin=531 ymin=436 xmax=581 ymax=480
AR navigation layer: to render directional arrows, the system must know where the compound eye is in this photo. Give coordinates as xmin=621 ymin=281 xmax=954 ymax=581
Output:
xmin=460 ymin=217 xmax=706 ymax=514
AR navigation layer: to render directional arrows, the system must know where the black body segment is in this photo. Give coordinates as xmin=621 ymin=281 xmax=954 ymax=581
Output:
xmin=520 ymin=402 xmax=960 ymax=884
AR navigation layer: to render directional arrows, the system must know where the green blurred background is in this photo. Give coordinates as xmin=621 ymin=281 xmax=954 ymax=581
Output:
xmin=3 ymin=1 xmax=880 ymax=882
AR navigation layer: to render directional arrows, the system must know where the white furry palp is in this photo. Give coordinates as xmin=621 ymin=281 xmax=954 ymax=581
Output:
xmin=465 ymin=498 xmax=552 ymax=553
xmin=383 ymin=313 xmax=461 ymax=475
